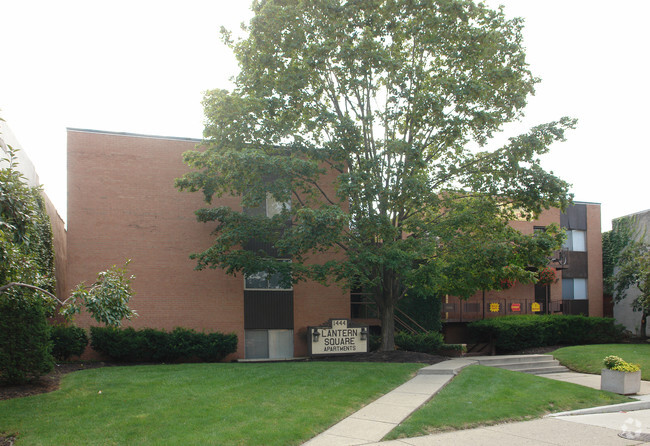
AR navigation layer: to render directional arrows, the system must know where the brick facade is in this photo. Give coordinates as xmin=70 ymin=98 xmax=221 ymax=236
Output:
xmin=67 ymin=129 xmax=350 ymax=359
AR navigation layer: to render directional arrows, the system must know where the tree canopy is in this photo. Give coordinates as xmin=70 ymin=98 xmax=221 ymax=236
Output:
xmin=176 ymin=0 xmax=572 ymax=350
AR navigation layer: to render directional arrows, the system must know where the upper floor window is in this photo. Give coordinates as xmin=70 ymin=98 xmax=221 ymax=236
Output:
xmin=563 ymin=230 xmax=586 ymax=252
xmin=244 ymin=260 xmax=292 ymax=290
xmin=244 ymin=193 xmax=291 ymax=218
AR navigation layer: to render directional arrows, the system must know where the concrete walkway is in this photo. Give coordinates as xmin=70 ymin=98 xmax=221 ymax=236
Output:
xmin=303 ymin=356 xmax=650 ymax=445
xmin=303 ymin=359 xmax=477 ymax=445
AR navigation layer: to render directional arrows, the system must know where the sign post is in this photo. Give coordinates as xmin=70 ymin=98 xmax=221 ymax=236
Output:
xmin=309 ymin=319 xmax=369 ymax=357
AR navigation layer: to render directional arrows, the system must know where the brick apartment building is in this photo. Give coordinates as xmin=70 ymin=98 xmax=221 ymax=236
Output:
xmin=67 ymin=128 xmax=604 ymax=357
xmin=442 ymin=202 xmax=604 ymax=328
xmin=67 ymin=128 xmax=350 ymax=360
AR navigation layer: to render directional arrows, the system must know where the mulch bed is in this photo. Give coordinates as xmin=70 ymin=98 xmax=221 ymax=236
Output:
xmin=313 ymin=350 xmax=447 ymax=364
xmin=0 ymin=362 xmax=108 ymax=401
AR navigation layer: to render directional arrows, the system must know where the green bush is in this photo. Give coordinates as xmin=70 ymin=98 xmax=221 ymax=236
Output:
xmin=468 ymin=315 xmax=624 ymax=353
xmin=50 ymin=325 xmax=88 ymax=361
xmin=90 ymin=326 xmax=238 ymax=363
xmin=395 ymin=331 xmax=444 ymax=354
xmin=368 ymin=334 xmax=381 ymax=352
xmin=0 ymin=296 xmax=53 ymax=384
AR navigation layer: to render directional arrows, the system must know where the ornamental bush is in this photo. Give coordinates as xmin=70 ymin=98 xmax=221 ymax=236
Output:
xmin=395 ymin=331 xmax=444 ymax=354
xmin=0 ymin=295 xmax=53 ymax=384
xmin=468 ymin=315 xmax=624 ymax=353
xmin=603 ymin=355 xmax=641 ymax=372
xmin=90 ymin=326 xmax=237 ymax=363
xmin=50 ymin=325 xmax=88 ymax=361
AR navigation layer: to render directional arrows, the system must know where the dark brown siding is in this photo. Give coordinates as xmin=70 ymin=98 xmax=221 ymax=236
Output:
xmin=563 ymin=251 xmax=588 ymax=278
xmin=561 ymin=204 xmax=587 ymax=230
xmin=244 ymin=290 xmax=293 ymax=329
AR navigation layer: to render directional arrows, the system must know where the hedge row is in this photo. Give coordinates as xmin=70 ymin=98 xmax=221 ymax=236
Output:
xmin=50 ymin=325 xmax=88 ymax=361
xmin=395 ymin=331 xmax=444 ymax=354
xmin=468 ymin=315 xmax=624 ymax=353
xmin=368 ymin=331 xmax=445 ymax=354
xmin=90 ymin=326 xmax=238 ymax=363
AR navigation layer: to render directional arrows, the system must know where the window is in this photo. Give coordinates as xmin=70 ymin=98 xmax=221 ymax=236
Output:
xmin=244 ymin=260 xmax=292 ymax=290
xmin=245 ymin=193 xmax=291 ymax=218
xmin=562 ymin=278 xmax=587 ymax=300
xmin=563 ymin=230 xmax=586 ymax=252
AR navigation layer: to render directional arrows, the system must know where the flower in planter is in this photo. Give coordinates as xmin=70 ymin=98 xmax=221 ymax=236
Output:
xmin=603 ymin=355 xmax=641 ymax=372
xmin=537 ymin=267 xmax=556 ymax=285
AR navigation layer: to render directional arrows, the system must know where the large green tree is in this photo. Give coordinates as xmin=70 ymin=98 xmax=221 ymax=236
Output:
xmin=177 ymin=0 xmax=571 ymax=350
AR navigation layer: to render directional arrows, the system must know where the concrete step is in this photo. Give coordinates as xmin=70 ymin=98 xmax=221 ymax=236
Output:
xmin=485 ymin=360 xmax=562 ymax=371
xmin=475 ymin=354 xmax=569 ymax=375
xmin=476 ymin=354 xmax=554 ymax=366
xmin=520 ymin=366 xmax=570 ymax=374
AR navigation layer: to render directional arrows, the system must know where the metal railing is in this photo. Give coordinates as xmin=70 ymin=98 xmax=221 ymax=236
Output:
xmin=441 ymin=297 xmax=589 ymax=322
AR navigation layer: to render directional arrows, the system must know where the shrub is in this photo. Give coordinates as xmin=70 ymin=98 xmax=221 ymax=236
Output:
xmin=468 ymin=315 xmax=624 ymax=353
xmin=90 ymin=326 xmax=238 ymax=363
xmin=395 ymin=331 xmax=444 ymax=354
xmin=50 ymin=325 xmax=88 ymax=361
xmin=368 ymin=334 xmax=381 ymax=352
xmin=0 ymin=296 xmax=53 ymax=384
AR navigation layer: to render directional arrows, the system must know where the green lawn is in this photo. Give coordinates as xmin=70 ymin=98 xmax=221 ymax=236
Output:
xmin=385 ymin=365 xmax=631 ymax=440
xmin=0 ymin=362 xmax=422 ymax=445
xmin=553 ymin=344 xmax=650 ymax=379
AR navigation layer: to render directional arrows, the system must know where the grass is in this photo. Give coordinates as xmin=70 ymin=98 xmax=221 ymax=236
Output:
xmin=553 ymin=344 xmax=650 ymax=379
xmin=0 ymin=362 xmax=422 ymax=445
xmin=385 ymin=365 xmax=631 ymax=440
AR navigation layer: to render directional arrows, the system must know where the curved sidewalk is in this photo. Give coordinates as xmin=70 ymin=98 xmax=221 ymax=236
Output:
xmin=303 ymin=359 xmax=476 ymax=445
xmin=304 ymin=356 xmax=650 ymax=445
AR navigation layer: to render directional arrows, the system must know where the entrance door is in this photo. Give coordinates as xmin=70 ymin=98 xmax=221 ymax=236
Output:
xmin=245 ymin=329 xmax=294 ymax=359
xmin=244 ymin=290 xmax=294 ymax=359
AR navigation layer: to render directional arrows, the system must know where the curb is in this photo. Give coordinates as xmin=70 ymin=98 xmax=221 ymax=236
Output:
xmin=546 ymin=400 xmax=650 ymax=417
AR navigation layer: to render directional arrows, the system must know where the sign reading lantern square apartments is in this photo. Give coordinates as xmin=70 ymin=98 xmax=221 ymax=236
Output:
xmin=309 ymin=319 xmax=369 ymax=356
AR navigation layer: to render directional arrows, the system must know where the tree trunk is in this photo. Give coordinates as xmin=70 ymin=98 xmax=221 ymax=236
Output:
xmin=379 ymin=299 xmax=396 ymax=351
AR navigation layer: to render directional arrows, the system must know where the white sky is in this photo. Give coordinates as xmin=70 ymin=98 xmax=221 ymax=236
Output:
xmin=1 ymin=0 xmax=648 ymax=231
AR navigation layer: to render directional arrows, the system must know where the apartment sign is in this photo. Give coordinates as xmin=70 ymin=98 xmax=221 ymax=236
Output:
xmin=309 ymin=319 xmax=369 ymax=356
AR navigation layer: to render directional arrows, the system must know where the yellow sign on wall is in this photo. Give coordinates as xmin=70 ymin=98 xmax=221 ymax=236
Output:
xmin=489 ymin=303 xmax=500 ymax=312
xmin=531 ymin=302 xmax=541 ymax=313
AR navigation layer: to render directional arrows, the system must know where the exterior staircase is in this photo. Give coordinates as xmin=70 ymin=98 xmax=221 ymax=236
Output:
xmin=474 ymin=354 xmax=569 ymax=375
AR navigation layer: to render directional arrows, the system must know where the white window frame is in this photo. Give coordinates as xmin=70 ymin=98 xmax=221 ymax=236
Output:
xmin=563 ymin=230 xmax=587 ymax=252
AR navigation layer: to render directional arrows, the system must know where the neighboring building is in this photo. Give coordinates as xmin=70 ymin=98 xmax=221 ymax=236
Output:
xmin=612 ymin=209 xmax=650 ymax=336
xmin=0 ymin=120 xmax=67 ymax=298
xmin=442 ymin=202 xmax=604 ymax=339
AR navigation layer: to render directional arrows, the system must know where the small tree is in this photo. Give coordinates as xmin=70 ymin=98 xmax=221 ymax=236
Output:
xmin=61 ymin=262 xmax=137 ymax=327
xmin=1 ymin=130 xmax=136 ymax=382
xmin=0 ymin=140 xmax=56 ymax=384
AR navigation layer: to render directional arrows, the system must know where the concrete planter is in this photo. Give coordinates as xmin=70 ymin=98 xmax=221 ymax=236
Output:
xmin=601 ymin=368 xmax=641 ymax=395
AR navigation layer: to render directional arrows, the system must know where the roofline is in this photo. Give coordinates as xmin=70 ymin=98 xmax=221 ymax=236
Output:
xmin=66 ymin=127 xmax=202 ymax=143
xmin=572 ymin=201 xmax=601 ymax=206
xmin=613 ymin=209 xmax=650 ymax=221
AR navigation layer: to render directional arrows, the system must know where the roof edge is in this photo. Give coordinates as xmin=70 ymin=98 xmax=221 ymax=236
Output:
xmin=67 ymin=127 xmax=202 ymax=143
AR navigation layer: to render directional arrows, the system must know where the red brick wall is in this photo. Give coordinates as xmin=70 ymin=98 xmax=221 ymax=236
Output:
xmin=66 ymin=129 xmax=350 ymax=359
xmin=586 ymin=203 xmax=603 ymax=317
